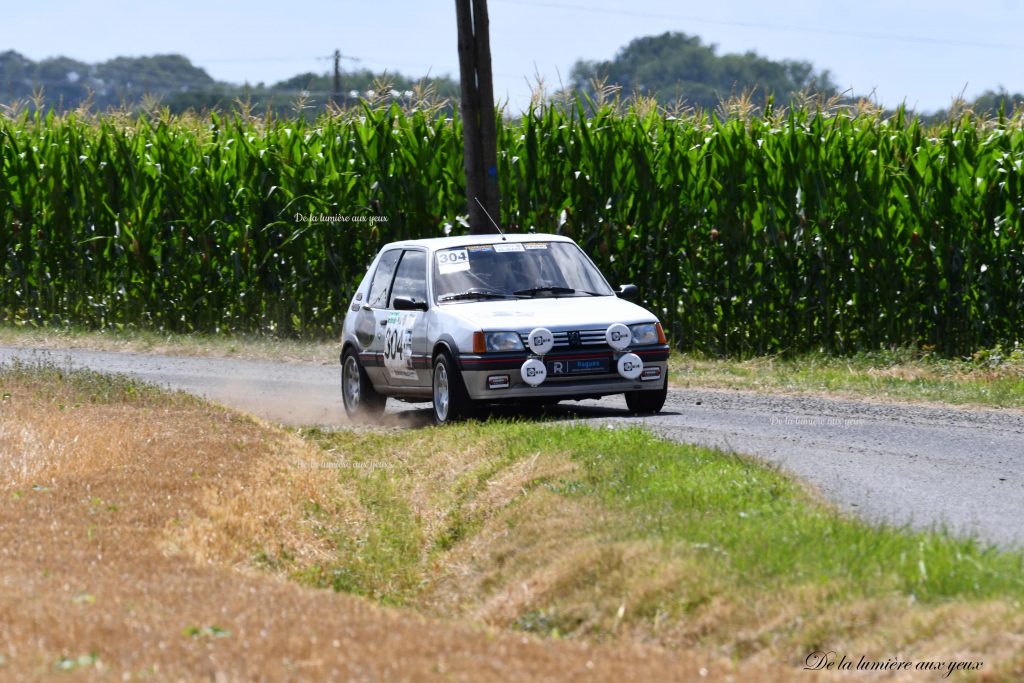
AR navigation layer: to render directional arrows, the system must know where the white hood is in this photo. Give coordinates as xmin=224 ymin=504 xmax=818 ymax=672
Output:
xmin=440 ymin=295 xmax=658 ymax=331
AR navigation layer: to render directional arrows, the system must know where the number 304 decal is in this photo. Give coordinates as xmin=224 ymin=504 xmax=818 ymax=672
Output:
xmin=383 ymin=312 xmax=419 ymax=380
xmin=437 ymin=249 xmax=470 ymax=274
xmin=383 ymin=326 xmax=402 ymax=359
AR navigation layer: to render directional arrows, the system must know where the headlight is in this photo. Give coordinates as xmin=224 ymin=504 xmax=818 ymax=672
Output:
xmin=484 ymin=331 xmax=525 ymax=353
xmin=629 ymin=323 xmax=659 ymax=346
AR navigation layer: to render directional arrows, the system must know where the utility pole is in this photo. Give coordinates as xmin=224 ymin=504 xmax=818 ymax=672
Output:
xmin=322 ymin=51 xmax=360 ymax=107
xmin=332 ymin=49 xmax=341 ymax=107
xmin=455 ymin=0 xmax=500 ymax=234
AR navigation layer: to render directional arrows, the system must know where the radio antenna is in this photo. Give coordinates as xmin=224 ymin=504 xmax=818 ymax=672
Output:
xmin=474 ymin=196 xmax=506 ymax=241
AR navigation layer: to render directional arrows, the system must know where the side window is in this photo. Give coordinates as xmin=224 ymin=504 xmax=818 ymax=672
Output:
xmin=367 ymin=250 xmax=401 ymax=309
xmin=390 ymin=250 xmax=427 ymax=306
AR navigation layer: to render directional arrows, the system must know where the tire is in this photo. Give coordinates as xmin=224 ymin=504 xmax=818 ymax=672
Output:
xmin=625 ymin=374 xmax=667 ymax=414
xmin=432 ymin=351 xmax=474 ymax=424
xmin=341 ymin=349 xmax=386 ymax=419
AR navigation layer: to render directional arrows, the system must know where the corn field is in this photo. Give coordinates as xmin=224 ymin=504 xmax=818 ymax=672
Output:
xmin=1 ymin=102 xmax=1023 ymax=355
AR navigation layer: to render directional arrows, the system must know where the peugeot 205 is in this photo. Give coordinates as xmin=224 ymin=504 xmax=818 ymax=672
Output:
xmin=340 ymin=233 xmax=670 ymax=424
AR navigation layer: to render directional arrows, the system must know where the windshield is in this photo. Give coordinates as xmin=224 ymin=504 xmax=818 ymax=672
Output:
xmin=432 ymin=241 xmax=615 ymax=302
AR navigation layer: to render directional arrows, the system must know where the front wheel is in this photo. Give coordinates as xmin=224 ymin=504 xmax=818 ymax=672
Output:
xmin=625 ymin=374 xmax=667 ymax=414
xmin=432 ymin=352 xmax=474 ymax=424
xmin=341 ymin=349 xmax=386 ymax=419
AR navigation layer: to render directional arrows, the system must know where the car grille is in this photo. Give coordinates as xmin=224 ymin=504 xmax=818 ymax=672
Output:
xmin=519 ymin=329 xmax=609 ymax=349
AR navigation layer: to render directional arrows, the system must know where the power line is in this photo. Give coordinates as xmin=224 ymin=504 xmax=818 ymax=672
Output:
xmin=317 ymin=53 xmax=360 ymax=64
xmin=202 ymin=55 xmax=508 ymax=79
xmin=492 ymin=0 xmax=1024 ymax=51
xmin=357 ymin=56 xmax=525 ymax=80
xmin=196 ymin=53 xmax=461 ymax=76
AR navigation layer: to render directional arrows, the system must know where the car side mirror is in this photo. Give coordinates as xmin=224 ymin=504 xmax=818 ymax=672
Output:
xmin=393 ymin=296 xmax=428 ymax=311
xmin=616 ymin=284 xmax=639 ymax=301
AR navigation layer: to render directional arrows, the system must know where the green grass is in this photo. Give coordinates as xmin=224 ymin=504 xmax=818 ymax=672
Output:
xmin=283 ymin=421 xmax=1024 ymax=678
xmin=670 ymin=346 xmax=1024 ymax=409
xmin=563 ymin=425 xmax=1024 ymax=600
xmin=294 ymin=427 xmax=527 ymax=605
xmin=295 ymin=422 xmax=1024 ymax=617
xmin=280 ymin=421 xmax=1024 ymax=679
xmin=297 ymin=455 xmax=425 ymax=605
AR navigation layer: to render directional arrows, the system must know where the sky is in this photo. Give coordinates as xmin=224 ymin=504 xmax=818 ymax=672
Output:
xmin=3 ymin=0 xmax=1023 ymax=113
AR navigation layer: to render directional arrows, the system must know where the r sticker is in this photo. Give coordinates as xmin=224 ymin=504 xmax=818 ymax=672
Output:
xmin=437 ymin=249 xmax=470 ymax=274
xmin=524 ymin=242 xmax=549 ymax=250
xmin=493 ymin=243 xmax=525 ymax=252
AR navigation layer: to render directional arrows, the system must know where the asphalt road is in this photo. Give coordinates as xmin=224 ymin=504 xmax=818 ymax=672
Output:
xmin=2 ymin=345 xmax=1022 ymax=549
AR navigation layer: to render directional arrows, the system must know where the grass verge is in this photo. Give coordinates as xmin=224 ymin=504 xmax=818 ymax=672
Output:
xmin=0 ymin=356 xmax=193 ymax=407
xmin=194 ymin=421 xmax=1024 ymax=680
xmin=0 ymin=360 xmax=203 ymax=487
xmin=2 ymin=364 xmax=707 ymax=682
xmin=0 ymin=324 xmax=338 ymax=364
xmin=5 ymin=361 xmax=1022 ymax=679
xmin=670 ymin=346 xmax=1024 ymax=410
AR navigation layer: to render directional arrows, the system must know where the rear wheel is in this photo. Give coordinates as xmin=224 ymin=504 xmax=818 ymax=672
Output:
xmin=341 ymin=349 xmax=386 ymax=419
xmin=625 ymin=374 xmax=667 ymax=414
xmin=432 ymin=352 xmax=473 ymax=424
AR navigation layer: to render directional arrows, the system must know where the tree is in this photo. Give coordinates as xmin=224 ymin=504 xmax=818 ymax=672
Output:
xmin=0 ymin=50 xmax=461 ymax=116
xmin=269 ymin=69 xmax=460 ymax=102
xmin=970 ymin=88 xmax=1024 ymax=116
xmin=570 ymin=32 xmax=837 ymax=110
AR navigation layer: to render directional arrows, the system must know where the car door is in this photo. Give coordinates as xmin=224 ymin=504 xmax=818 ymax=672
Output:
xmin=359 ymin=248 xmax=402 ymax=386
xmin=382 ymin=249 xmax=430 ymax=388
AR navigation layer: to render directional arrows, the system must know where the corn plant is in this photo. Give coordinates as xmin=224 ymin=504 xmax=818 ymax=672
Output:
xmin=1 ymin=101 xmax=1022 ymax=355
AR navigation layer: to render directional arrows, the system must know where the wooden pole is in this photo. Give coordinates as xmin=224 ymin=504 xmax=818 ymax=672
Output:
xmin=455 ymin=0 xmax=500 ymax=234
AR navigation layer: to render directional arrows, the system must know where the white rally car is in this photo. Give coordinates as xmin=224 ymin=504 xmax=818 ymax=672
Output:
xmin=340 ymin=233 xmax=670 ymax=424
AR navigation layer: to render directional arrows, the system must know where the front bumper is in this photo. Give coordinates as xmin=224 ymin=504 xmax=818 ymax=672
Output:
xmin=458 ymin=345 xmax=669 ymax=401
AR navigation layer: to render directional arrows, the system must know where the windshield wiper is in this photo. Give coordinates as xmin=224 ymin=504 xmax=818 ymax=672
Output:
xmin=438 ymin=289 xmax=518 ymax=302
xmin=513 ymin=286 xmax=576 ymax=297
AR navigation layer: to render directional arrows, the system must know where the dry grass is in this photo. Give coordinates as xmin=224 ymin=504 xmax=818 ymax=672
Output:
xmin=0 ymin=367 xmax=780 ymax=682
xmin=0 ymin=325 xmax=338 ymax=364
xmin=1 ymin=401 xmax=136 ymax=487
